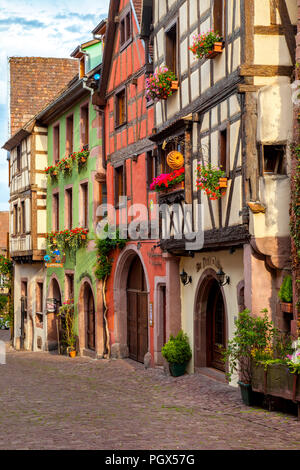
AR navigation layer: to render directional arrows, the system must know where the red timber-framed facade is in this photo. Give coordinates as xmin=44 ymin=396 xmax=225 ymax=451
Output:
xmin=93 ymin=0 xmax=182 ymax=366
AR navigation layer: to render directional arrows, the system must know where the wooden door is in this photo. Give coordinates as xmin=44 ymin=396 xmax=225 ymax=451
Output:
xmin=86 ymin=286 xmax=95 ymax=351
xmin=207 ymin=282 xmax=226 ymax=372
xmin=127 ymin=257 xmax=148 ymax=363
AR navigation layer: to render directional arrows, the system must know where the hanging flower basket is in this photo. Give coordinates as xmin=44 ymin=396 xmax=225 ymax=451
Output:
xmin=196 ymin=163 xmax=227 ymax=200
xmin=150 ymin=168 xmax=185 ymax=193
xmin=189 ymin=31 xmax=223 ymax=60
xmin=145 ymin=66 xmax=178 ymax=101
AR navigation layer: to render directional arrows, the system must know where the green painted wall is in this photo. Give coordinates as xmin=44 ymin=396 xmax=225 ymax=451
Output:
xmin=46 ymin=94 xmax=100 ymax=332
xmin=83 ymin=42 xmax=103 ymax=73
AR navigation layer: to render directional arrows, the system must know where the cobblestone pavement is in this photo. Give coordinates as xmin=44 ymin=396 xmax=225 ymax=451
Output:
xmin=1 ymin=343 xmax=300 ymax=450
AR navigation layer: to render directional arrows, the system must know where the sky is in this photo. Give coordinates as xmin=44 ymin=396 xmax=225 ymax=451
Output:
xmin=0 ymin=0 xmax=110 ymax=211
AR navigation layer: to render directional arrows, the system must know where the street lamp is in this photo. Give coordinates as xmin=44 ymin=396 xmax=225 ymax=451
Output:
xmin=216 ymin=269 xmax=230 ymax=287
xmin=180 ymin=269 xmax=192 ymax=286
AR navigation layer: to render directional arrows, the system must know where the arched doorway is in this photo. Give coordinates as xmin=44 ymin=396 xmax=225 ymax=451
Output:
xmin=84 ymin=283 xmax=95 ymax=351
xmin=127 ymin=255 xmax=148 ymax=362
xmin=194 ymin=270 xmax=227 ymax=372
xmin=206 ymin=280 xmax=226 ymax=371
xmin=47 ymin=277 xmax=62 ymax=348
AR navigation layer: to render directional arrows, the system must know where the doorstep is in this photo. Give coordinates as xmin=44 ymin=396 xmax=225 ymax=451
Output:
xmin=82 ymin=348 xmax=97 ymax=359
xmin=196 ymin=367 xmax=227 ymax=384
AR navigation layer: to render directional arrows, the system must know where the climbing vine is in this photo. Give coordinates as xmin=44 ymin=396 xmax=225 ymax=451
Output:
xmin=95 ymin=225 xmax=127 ymax=357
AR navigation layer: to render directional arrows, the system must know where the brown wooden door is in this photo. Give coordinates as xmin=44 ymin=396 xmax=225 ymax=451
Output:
xmin=86 ymin=286 xmax=95 ymax=351
xmin=127 ymin=257 xmax=148 ymax=363
xmin=207 ymin=282 xmax=226 ymax=372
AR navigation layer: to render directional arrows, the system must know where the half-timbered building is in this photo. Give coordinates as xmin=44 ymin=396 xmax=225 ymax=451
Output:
xmin=2 ymin=58 xmax=78 ymax=351
xmin=94 ymin=0 xmax=180 ymax=366
xmin=144 ymin=0 xmax=297 ymax=374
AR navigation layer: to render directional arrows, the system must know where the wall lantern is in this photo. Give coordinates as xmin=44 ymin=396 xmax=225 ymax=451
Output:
xmin=216 ymin=269 xmax=230 ymax=287
xmin=180 ymin=269 xmax=192 ymax=286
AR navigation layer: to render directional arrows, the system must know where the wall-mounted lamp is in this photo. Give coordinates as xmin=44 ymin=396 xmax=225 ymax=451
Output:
xmin=180 ymin=269 xmax=192 ymax=286
xmin=216 ymin=269 xmax=230 ymax=287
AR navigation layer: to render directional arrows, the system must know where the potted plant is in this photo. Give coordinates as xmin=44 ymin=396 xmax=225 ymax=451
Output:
xmin=76 ymin=149 xmax=90 ymax=171
xmin=189 ymin=30 xmax=223 ymax=60
xmin=58 ymin=302 xmax=77 ymax=357
xmin=57 ymin=156 xmax=73 ymax=176
xmin=278 ymin=275 xmax=293 ymax=314
xmin=145 ymin=66 xmax=178 ymax=101
xmin=223 ymin=309 xmax=278 ymax=406
xmin=162 ymin=330 xmax=192 ymax=377
xmin=45 ymin=165 xmax=59 ymax=180
xmin=150 ymin=167 xmax=185 ymax=193
xmin=196 ymin=163 xmax=227 ymax=200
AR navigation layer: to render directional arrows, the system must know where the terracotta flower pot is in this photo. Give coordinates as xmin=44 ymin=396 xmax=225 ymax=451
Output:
xmin=171 ymin=80 xmax=179 ymax=91
xmin=207 ymin=42 xmax=224 ymax=59
xmin=69 ymin=350 xmax=76 ymax=358
xmin=219 ymin=177 xmax=228 ymax=188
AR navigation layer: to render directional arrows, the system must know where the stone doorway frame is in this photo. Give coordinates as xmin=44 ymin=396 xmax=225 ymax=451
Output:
xmin=193 ymin=268 xmax=228 ymax=369
xmin=78 ymin=277 xmax=97 ymax=356
xmin=112 ymin=244 xmax=150 ymax=359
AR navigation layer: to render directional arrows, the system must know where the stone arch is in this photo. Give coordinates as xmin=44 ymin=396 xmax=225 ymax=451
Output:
xmin=112 ymin=244 xmax=150 ymax=359
xmin=193 ymin=268 xmax=228 ymax=370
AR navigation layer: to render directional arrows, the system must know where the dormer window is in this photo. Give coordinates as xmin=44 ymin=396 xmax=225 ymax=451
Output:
xmin=120 ymin=9 xmax=132 ymax=50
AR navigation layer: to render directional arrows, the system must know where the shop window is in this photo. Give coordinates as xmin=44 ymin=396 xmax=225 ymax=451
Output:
xmin=115 ymin=88 xmax=127 ymax=128
xmin=53 ymin=124 xmax=60 ymax=163
xmin=66 ymin=114 xmax=74 ymax=155
xmin=165 ymin=22 xmax=177 ymax=74
xmin=262 ymin=145 xmax=286 ymax=175
xmin=80 ymin=104 xmax=89 ymax=148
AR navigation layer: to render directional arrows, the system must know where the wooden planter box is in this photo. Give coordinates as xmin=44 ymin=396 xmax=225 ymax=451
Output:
xmin=207 ymin=42 xmax=224 ymax=59
xmin=159 ymin=181 xmax=184 ymax=194
xmin=171 ymin=80 xmax=179 ymax=91
xmin=252 ymin=363 xmax=300 ymax=417
xmin=280 ymin=302 xmax=293 ymax=314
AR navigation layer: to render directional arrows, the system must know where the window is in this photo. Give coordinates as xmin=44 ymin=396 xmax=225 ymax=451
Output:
xmin=213 ymin=0 xmax=224 ymax=36
xmin=80 ymin=104 xmax=89 ymax=148
xmin=114 ymin=164 xmax=126 ymax=206
xmin=97 ymin=182 xmax=107 ymax=222
xmin=220 ymin=128 xmax=228 ymax=173
xmin=120 ymin=10 xmax=132 ymax=49
xmin=53 ymin=124 xmax=60 ymax=163
xmin=80 ymin=182 xmax=89 ymax=228
xmin=16 ymin=145 xmax=21 ymax=173
xmin=115 ymin=88 xmax=127 ymax=128
xmin=13 ymin=204 xmax=18 ymax=235
xmin=165 ymin=23 xmax=177 ymax=74
xmin=65 ymin=273 xmax=74 ymax=301
xmin=65 ymin=188 xmax=73 ymax=229
xmin=21 ymin=200 xmax=26 ymax=234
xmin=147 ymin=151 xmax=157 ymax=189
xmin=36 ymin=282 xmax=43 ymax=313
xmin=261 ymin=145 xmax=286 ymax=175
xmin=53 ymin=192 xmax=59 ymax=231
xmin=66 ymin=114 xmax=74 ymax=155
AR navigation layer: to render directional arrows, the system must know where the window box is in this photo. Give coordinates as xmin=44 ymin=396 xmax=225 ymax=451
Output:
xmin=280 ymin=302 xmax=293 ymax=314
xmin=207 ymin=42 xmax=224 ymax=59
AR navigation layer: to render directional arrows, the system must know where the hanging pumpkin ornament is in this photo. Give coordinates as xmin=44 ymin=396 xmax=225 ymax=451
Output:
xmin=167 ymin=151 xmax=184 ymax=170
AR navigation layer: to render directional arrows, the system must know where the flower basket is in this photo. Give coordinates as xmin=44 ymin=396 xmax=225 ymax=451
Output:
xmin=196 ymin=163 xmax=227 ymax=200
xmin=280 ymin=302 xmax=293 ymax=314
xmin=145 ymin=66 xmax=177 ymax=101
xmin=150 ymin=168 xmax=185 ymax=192
xmin=189 ymin=31 xmax=223 ymax=60
xmin=207 ymin=42 xmax=224 ymax=59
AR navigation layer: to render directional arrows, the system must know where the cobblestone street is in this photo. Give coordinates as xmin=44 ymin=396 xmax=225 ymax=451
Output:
xmin=0 ymin=332 xmax=300 ymax=450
